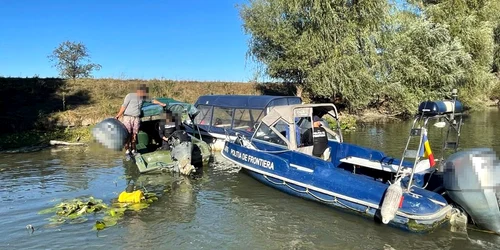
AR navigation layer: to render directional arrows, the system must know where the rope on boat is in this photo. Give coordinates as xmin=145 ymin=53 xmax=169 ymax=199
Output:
xmin=283 ymin=182 xmax=308 ymax=194
xmin=263 ymin=175 xmax=285 ymax=185
xmin=263 ymin=174 xmax=367 ymax=214
xmin=234 ymin=134 xmax=292 ymax=154
xmin=421 ymin=168 xmax=437 ymax=189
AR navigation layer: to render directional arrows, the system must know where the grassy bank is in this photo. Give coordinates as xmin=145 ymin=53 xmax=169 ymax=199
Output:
xmin=0 ymin=77 xmax=269 ymax=149
xmin=0 ymin=76 xmax=450 ymax=150
xmin=0 ymin=127 xmax=93 ymax=151
xmin=0 ymin=77 xmax=262 ymax=132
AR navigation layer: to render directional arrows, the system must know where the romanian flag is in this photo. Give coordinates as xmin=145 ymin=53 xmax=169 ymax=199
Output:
xmin=419 ymin=129 xmax=436 ymax=167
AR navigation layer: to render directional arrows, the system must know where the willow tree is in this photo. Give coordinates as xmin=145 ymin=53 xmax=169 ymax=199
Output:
xmin=493 ymin=22 xmax=500 ymax=73
xmin=409 ymin=0 xmax=500 ymax=107
xmin=380 ymin=10 xmax=471 ymax=115
xmin=241 ymin=0 xmax=389 ymax=110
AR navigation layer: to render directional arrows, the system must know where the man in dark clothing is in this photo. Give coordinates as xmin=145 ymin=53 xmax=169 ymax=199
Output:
xmin=158 ymin=110 xmax=176 ymax=150
xmin=301 ymin=116 xmax=329 ymax=158
xmin=158 ymin=112 xmax=190 ymax=150
xmin=158 ymin=112 xmax=195 ymax=175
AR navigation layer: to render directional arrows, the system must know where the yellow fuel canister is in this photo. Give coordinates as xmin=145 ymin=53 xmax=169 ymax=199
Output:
xmin=118 ymin=190 xmax=145 ymax=203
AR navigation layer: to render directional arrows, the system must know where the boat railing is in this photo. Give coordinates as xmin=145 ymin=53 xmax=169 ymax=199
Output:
xmin=396 ymin=89 xmax=464 ymax=189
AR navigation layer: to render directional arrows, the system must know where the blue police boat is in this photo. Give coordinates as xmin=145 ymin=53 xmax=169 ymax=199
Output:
xmin=221 ymin=92 xmax=500 ymax=234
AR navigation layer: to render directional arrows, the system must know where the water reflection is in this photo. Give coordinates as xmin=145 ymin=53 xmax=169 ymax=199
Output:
xmin=0 ymin=109 xmax=499 ymax=249
xmin=346 ymin=108 xmax=500 ymax=160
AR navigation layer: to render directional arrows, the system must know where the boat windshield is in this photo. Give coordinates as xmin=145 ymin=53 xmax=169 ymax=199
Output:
xmin=253 ymin=120 xmax=289 ymax=147
xmin=252 ymin=104 xmax=342 ymax=151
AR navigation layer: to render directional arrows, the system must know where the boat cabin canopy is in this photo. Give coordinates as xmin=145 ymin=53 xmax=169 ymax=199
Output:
xmin=193 ymin=95 xmax=302 ymax=135
xmin=252 ymin=103 xmax=342 ymax=151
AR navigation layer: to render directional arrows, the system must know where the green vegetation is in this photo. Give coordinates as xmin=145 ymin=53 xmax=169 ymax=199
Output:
xmin=0 ymin=77 xmax=260 ymax=149
xmin=38 ymin=193 xmax=159 ymax=230
xmin=323 ymin=114 xmax=357 ymax=131
xmin=48 ymin=41 xmax=102 ymax=110
xmin=241 ymin=0 xmax=500 ymax=116
xmin=0 ymin=127 xmax=92 ymax=150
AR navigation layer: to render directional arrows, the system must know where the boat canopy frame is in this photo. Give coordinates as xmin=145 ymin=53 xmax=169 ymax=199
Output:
xmin=396 ymin=90 xmax=464 ymax=189
xmin=251 ymin=103 xmax=343 ymax=151
xmin=192 ymin=95 xmax=302 ymax=135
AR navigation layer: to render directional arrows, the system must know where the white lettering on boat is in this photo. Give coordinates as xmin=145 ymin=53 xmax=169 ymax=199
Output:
xmin=229 ymin=148 xmax=274 ymax=170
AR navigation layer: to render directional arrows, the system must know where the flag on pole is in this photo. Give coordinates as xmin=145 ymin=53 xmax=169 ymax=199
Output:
xmin=419 ymin=128 xmax=436 ymax=167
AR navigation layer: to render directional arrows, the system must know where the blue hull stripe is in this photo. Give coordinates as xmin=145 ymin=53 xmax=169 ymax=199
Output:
xmin=221 ymin=150 xmax=452 ymax=221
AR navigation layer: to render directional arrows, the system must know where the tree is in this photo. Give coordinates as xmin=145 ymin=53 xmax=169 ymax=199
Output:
xmin=240 ymin=0 xmax=389 ymax=110
xmin=48 ymin=41 xmax=101 ymax=110
xmin=493 ymin=22 xmax=500 ymax=73
xmin=241 ymin=0 xmax=499 ymax=114
xmin=379 ymin=10 xmax=471 ymax=115
xmin=410 ymin=0 xmax=500 ymax=107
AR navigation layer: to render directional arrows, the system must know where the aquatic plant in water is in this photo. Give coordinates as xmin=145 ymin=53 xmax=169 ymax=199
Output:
xmin=38 ymin=193 xmax=159 ymax=231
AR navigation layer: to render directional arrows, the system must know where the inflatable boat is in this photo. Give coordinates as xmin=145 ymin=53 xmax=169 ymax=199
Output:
xmin=93 ymin=98 xmax=211 ymax=175
xmin=222 ymin=91 xmax=500 ymax=234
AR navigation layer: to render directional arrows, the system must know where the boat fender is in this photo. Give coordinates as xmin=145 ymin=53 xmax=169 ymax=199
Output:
xmin=118 ymin=190 xmax=145 ymax=203
xmin=380 ymin=180 xmax=403 ymax=224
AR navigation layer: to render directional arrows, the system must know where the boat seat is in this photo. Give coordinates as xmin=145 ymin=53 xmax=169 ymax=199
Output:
xmin=339 ymin=156 xmax=431 ymax=174
xmin=297 ymin=145 xmax=314 ymax=155
xmin=322 ymin=147 xmax=331 ymax=161
xmin=297 ymin=146 xmax=331 ymax=161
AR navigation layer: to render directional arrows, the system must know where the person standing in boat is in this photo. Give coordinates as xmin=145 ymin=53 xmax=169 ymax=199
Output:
xmin=301 ymin=116 xmax=329 ymax=158
xmin=115 ymin=84 xmax=166 ymax=155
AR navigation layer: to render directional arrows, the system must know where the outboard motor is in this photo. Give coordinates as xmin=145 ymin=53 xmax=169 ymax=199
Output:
xmin=443 ymin=148 xmax=500 ymax=234
xmin=92 ymin=118 xmax=129 ymax=151
xmin=170 ymin=131 xmax=195 ymax=175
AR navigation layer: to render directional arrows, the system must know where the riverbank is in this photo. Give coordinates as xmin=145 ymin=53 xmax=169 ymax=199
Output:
xmin=0 ymin=127 xmax=92 ymax=152
xmin=2 ymin=76 xmax=495 ymax=150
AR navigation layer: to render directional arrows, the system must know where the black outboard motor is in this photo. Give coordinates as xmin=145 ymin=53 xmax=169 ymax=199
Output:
xmin=443 ymin=148 xmax=500 ymax=234
xmin=92 ymin=118 xmax=128 ymax=151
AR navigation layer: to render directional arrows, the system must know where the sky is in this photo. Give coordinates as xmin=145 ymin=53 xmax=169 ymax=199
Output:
xmin=0 ymin=0 xmax=256 ymax=82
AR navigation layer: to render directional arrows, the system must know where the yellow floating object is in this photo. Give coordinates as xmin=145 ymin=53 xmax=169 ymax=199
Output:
xmin=118 ymin=190 xmax=145 ymax=203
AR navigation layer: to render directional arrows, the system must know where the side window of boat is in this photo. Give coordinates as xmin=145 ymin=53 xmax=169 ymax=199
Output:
xmin=233 ymin=109 xmax=264 ymax=131
xmin=250 ymin=109 xmax=264 ymax=124
xmin=233 ymin=109 xmax=252 ymax=130
xmin=212 ymin=107 xmax=233 ymax=128
xmin=253 ymin=123 xmax=287 ymax=146
xmin=194 ymin=105 xmax=213 ymax=125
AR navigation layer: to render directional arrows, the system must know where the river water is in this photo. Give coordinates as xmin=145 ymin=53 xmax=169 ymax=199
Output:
xmin=1 ymin=109 xmax=499 ymax=250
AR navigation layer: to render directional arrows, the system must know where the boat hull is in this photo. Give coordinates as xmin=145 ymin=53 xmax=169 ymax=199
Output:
xmin=221 ymin=141 xmax=451 ymax=233
xmin=184 ymin=124 xmax=235 ymax=152
xmin=135 ymin=137 xmax=210 ymax=173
